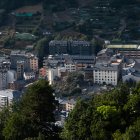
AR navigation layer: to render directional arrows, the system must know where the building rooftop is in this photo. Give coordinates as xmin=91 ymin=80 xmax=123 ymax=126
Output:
xmin=0 ymin=89 xmax=21 ymax=99
xmin=11 ymin=50 xmax=26 ymax=55
xmin=107 ymin=44 xmax=139 ymax=49
xmin=93 ymin=63 xmax=118 ymax=71
xmin=67 ymin=99 xmax=76 ymax=105
xmin=24 ymin=72 xmax=35 ymax=76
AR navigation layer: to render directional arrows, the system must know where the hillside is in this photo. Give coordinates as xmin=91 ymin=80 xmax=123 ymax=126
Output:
xmin=0 ymin=0 xmax=139 ymax=48
xmin=40 ymin=0 xmax=140 ymax=41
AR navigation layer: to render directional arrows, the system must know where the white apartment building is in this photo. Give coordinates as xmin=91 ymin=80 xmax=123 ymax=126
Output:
xmin=66 ymin=99 xmax=76 ymax=111
xmin=64 ymin=63 xmax=76 ymax=72
xmin=47 ymin=68 xmax=58 ymax=85
xmin=0 ymin=96 xmax=8 ymax=108
xmin=24 ymin=72 xmax=35 ymax=80
xmin=93 ymin=64 xmax=119 ymax=86
xmin=0 ymin=90 xmax=21 ymax=108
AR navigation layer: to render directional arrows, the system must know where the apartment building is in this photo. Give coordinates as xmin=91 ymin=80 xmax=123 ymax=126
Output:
xmin=70 ymin=41 xmax=91 ymax=55
xmin=29 ymin=56 xmax=38 ymax=72
xmin=49 ymin=40 xmax=91 ymax=55
xmin=58 ymin=98 xmax=76 ymax=111
xmin=47 ymin=68 xmax=58 ymax=85
xmin=66 ymin=99 xmax=76 ymax=111
xmin=24 ymin=72 xmax=35 ymax=80
xmin=0 ymin=60 xmax=11 ymax=90
xmin=17 ymin=61 xmax=24 ymax=80
xmin=0 ymin=90 xmax=21 ymax=108
xmin=64 ymin=63 xmax=76 ymax=72
xmin=10 ymin=50 xmax=38 ymax=72
xmin=93 ymin=64 xmax=119 ymax=86
xmin=92 ymin=48 xmax=123 ymax=86
xmin=43 ymin=54 xmax=95 ymax=70
xmin=0 ymin=71 xmax=8 ymax=89
xmin=49 ymin=40 xmax=68 ymax=55
xmin=10 ymin=50 xmax=28 ymax=69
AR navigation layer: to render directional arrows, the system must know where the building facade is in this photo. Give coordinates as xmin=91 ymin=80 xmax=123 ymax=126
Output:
xmin=0 ymin=90 xmax=21 ymax=108
xmin=29 ymin=56 xmax=38 ymax=72
xmin=0 ymin=60 xmax=11 ymax=90
xmin=24 ymin=72 xmax=35 ymax=80
xmin=49 ymin=40 xmax=91 ymax=55
xmin=93 ymin=64 xmax=119 ymax=86
xmin=10 ymin=50 xmax=38 ymax=72
xmin=17 ymin=61 xmax=24 ymax=80
xmin=66 ymin=99 xmax=76 ymax=111
xmin=47 ymin=68 xmax=58 ymax=85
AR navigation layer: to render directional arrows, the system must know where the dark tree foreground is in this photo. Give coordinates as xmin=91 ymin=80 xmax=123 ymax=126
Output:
xmin=3 ymin=80 xmax=60 ymax=140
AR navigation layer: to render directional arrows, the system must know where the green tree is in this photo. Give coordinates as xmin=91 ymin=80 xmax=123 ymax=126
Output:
xmin=61 ymin=100 xmax=91 ymax=140
xmin=34 ymin=37 xmax=53 ymax=67
xmin=90 ymin=38 xmax=103 ymax=55
xmin=97 ymin=105 xmax=118 ymax=120
xmin=61 ymin=83 xmax=135 ymax=140
xmin=0 ymin=108 xmax=11 ymax=139
xmin=3 ymin=80 xmax=60 ymax=140
xmin=123 ymin=118 xmax=140 ymax=140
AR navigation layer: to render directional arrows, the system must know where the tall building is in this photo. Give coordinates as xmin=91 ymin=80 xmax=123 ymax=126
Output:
xmin=0 ymin=71 xmax=8 ymax=90
xmin=17 ymin=61 xmax=24 ymax=80
xmin=10 ymin=50 xmax=38 ymax=72
xmin=10 ymin=50 xmax=27 ymax=69
xmin=0 ymin=60 xmax=11 ymax=90
xmin=7 ymin=70 xmax=17 ymax=84
xmin=29 ymin=56 xmax=38 ymax=72
xmin=47 ymin=68 xmax=58 ymax=85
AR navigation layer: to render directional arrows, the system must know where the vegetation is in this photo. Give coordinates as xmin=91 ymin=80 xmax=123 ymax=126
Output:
xmin=53 ymin=72 xmax=87 ymax=97
xmin=0 ymin=0 xmax=41 ymax=11
xmin=34 ymin=37 xmax=53 ymax=67
xmin=61 ymin=83 xmax=140 ymax=140
xmin=0 ymin=80 xmax=60 ymax=140
xmin=0 ymin=73 xmax=140 ymax=140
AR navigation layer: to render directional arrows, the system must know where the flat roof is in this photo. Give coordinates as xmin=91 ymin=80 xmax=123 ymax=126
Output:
xmin=0 ymin=90 xmax=20 ymax=98
xmin=107 ymin=45 xmax=139 ymax=49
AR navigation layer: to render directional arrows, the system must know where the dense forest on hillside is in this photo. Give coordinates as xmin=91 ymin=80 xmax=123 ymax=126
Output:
xmin=0 ymin=0 xmax=139 ymax=42
xmin=0 ymin=0 xmax=139 ymax=10
xmin=0 ymin=0 xmax=41 ymax=10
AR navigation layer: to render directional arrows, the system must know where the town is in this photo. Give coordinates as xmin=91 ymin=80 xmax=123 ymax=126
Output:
xmin=0 ymin=0 xmax=140 ymax=139
xmin=0 ymin=39 xmax=140 ymax=126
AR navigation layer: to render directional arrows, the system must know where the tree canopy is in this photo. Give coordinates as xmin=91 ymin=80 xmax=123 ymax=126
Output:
xmin=61 ymin=83 xmax=140 ymax=140
xmin=1 ymin=80 xmax=60 ymax=140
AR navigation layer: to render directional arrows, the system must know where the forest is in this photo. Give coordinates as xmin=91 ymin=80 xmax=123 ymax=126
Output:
xmin=61 ymin=83 xmax=140 ymax=140
xmin=1 ymin=80 xmax=140 ymax=139
xmin=0 ymin=0 xmax=139 ymax=11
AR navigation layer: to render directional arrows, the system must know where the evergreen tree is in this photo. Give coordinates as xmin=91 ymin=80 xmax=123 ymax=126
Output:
xmin=3 ymin=80 xmax=60 ymax=140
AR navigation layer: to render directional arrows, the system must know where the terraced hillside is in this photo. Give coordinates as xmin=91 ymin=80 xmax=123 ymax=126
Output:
xmin=0 ymin=0 xmax=140 ymax=45
xmin=38 ymin=0 xmax=140 ymax=41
